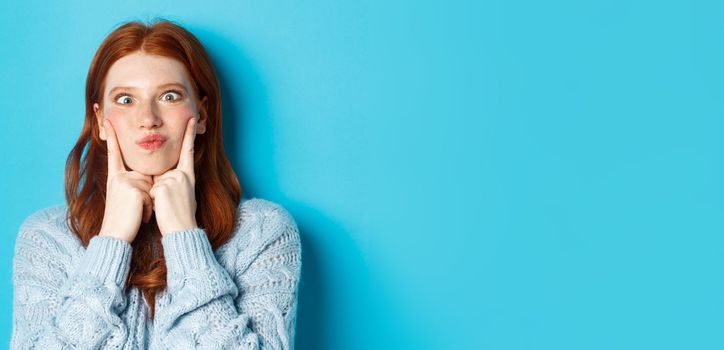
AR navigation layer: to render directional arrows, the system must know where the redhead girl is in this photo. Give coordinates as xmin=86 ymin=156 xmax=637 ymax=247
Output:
xmin=11 ymin=19 xmax=301 ymax=349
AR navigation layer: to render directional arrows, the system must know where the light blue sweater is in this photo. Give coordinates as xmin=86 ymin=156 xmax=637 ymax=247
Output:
xmin=11 ymin=197 xmax=302 ymax=349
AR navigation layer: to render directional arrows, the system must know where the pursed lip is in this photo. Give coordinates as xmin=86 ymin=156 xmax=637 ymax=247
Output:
xmin=136 ymin=134 xmax=168 ymax=150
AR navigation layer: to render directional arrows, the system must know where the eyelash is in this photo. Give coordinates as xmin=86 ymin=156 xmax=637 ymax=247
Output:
xmin=113 ymin=89 xmax=184 ymax=105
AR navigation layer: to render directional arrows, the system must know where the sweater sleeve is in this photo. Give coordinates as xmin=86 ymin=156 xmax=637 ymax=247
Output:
xmin=154 ymin=207 xmax=302 ymax=350
xmin=11 ymin=219 xmax=134 ymax=349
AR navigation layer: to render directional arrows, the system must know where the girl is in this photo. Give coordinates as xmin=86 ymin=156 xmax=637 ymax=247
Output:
xmin=11 ymin=18 xmax=301 ymax=349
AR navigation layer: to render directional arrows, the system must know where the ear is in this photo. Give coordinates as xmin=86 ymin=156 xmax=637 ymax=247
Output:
xmin=196 ymin=96 xmax=208 ymax=134
xmin=94 ymin=103 xmax=107 ymax=140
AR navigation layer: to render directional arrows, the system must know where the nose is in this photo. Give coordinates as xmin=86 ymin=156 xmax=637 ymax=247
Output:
xmin=137 ymin=101 xmax=162 ymax=129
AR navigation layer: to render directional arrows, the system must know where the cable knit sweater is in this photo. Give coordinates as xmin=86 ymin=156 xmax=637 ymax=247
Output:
xmin=10 ymin=197 xmax=302 ymax=349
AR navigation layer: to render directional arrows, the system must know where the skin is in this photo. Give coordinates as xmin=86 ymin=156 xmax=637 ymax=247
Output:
xmin=93 ymin=52 xmax=209 ymax=242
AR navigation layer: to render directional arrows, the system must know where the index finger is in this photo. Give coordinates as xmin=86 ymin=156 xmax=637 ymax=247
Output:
xmin=176 ymin=117 xmax=196 ymax=182
xmin=104 ymin=119 xmax=125 ymax=175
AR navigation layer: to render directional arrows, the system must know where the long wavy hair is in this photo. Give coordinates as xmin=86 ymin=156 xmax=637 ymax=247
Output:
xmin=65 ymin=19 xmax=242 ymax=320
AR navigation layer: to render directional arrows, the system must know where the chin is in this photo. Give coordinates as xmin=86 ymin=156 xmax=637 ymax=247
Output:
xmin=127 ymin=162 xmax=174 ymax=176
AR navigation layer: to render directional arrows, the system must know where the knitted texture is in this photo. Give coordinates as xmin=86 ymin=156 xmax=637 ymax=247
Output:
xmin=10 ymin=197 xmax=302 ymax=350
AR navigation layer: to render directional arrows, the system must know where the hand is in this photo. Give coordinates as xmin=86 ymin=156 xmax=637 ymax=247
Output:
xmin=150 ymin=118 xmax=199 ymax=236
xmin=98 ymin=119 xmax=154 ymax=243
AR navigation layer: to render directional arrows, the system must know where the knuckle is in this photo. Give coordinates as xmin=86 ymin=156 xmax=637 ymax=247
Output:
xmin=129 ymin=189 xmax=144 ymax=199
xmin=154 ymin=183 xmax=169 ymax=193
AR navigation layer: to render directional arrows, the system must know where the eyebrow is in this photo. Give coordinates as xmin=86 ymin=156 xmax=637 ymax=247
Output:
xmin=108 ymin=83 xmax=188 ymax=96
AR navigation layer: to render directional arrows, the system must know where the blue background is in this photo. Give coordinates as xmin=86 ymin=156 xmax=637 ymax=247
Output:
xmin=1 ymin=1 xmax=723 ymax=349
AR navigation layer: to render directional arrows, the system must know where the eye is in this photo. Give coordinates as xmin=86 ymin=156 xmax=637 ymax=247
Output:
xmin=114 ymin=94 xmax=133 ymax=105
xmin=161 ymin=90 xmax=183 ymax=102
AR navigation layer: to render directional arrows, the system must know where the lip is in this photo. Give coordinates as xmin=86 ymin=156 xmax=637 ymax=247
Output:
xmin=136 ymin=134 xmax=168 ymax=151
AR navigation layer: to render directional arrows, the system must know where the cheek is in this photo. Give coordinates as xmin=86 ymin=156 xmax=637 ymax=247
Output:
xmin=104 ymin=113 xmax=128 ymax=132
xmin=169 ymin=105 xmax=197 ymax=119
xmin=104 ymin=106 xmax=196 ymax=138
xmin=168 ymin=107 xmax=197 ymax=132
xmin=103 ymin=111 xmax=134 ymax=145
xmin=104 ymin=108 xmax=129 ymax=124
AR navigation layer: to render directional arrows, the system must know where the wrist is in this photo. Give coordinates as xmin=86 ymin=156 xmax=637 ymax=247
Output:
xmin=160 ymin=222 xmax=199 ymax=236
xmin=98 ymin=231 xmax=132 ymax=243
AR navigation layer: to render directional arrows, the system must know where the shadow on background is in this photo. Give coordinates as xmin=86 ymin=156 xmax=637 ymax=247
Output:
xmin=192 ymin=26 xmax=336 ymax=350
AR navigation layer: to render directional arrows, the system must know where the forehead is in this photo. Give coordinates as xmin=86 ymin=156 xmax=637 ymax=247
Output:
xmin=103 ymin=52 xmax=193 ymax=94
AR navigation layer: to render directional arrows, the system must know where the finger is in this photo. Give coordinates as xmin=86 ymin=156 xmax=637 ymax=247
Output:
xmin=150 ymin=176 xmax=172 ymax=193
xmin=149 ymin=180 xmax=158 ymax=200
xmin=130 ymin=179 xmax=152 ymax=193
xmin=151 ymin=173 xmax=168 ymax=183
xmin=105 ymin=119 xmax=125 ymax=175
xmin=128 ymin=171 xmax=154 ymax=186
xmin=142 ymin=192 xmax=153 ymax=223
xmin=176 ymin=117 xmax=196 ymax=183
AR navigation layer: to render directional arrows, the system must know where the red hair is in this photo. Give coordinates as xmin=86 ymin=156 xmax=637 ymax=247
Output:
xmin=64 ymin=19 xmax=242 ymax=320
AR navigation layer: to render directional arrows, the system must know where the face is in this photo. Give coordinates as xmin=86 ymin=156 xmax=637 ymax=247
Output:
xmin=94 ymin=52 xmax=207 ymax=176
